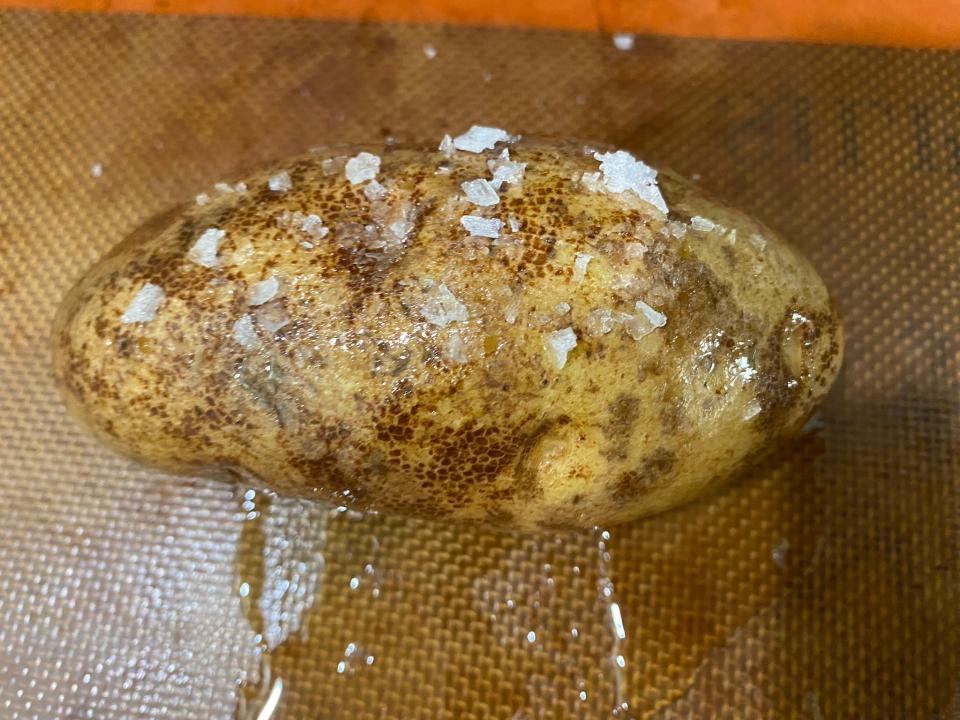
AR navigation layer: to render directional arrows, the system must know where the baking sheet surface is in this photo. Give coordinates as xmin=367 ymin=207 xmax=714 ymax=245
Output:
xmin=0 ymin=10 xmax=957 ymax=718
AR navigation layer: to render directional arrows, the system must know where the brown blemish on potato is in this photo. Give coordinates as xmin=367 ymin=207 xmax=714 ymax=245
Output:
xmin=612 ymin=448 xmax=677 ymax=501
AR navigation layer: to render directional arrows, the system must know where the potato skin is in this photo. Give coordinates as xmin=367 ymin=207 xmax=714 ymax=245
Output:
xmin=53 ymin=140 xmax=842 ymax=530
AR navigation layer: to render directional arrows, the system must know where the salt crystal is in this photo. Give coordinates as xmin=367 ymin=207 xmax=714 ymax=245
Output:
xmin=741 ymin=233 xmax=764 ymax=252
xmin=593 ymin=150 xmax=668 ymax=214
xmin=573 ymin=252 xmax=592 ymax=282
xmin=423 ymin=44 xmax=437 ymax=59
xmin=195 ymin=193 xmax=210 ymax=206
xmin=690 ymin=215 xmax=716 ymax=232
xmin=254 ymin=303 xmax=290 ymax=335
xmin=504 ymin=305 xmax=518 ymax=325
xmin=612 ymin=32 xmax=635 ymax=51
xmin=421 ymin=283 xmax=468 ymax=327
xmin=585 ymin=309 xmax=617 ymax=337
xmin=744 ymin=400 xmax=762 ymax=420
xmin=487 ymin=149 xmax=526 ymax=190
xmin=461 ymin=179 xmax=499 ymax=207
xmin=234 ymin=182 xmax=247 ymax=193
xmin=443 ymin=331 xmax=468 ymax=365
xmin=508 ymin=214 xmax=522 ymax=232
xmin=214 ymin=182 xmax=233 ymax=194
xmin=363 ymin=180 xmax=388 ymax=202
xmin=299 ymin=214 xmax=329 ymax=239
xmin=668 ymin=221 xmax=688 ymax=239
xmin=453 ymin=125 xmax=510 ymax=153
xmin=187 ymin=228 xmax=225 ymax=268
xmin=460 ymin=215 xmax=501 ymax=239
xmin=277 ymin=211 xmax=329 ymax=240
xmin=345 ymin=152 xmax=381 ymax=185
xmin=734 ymin=355 xmax=757 ymax=382
xmin=321 ymin=157 xmax=344 ymax=175
xmin=232 ymin=314 xmax=259 ymax=349
xmin=625 ymin=242 xmax=647 ymax=259
xmin=579 ymin=171 xmax=604 ymax=193
xmin=120 ymin=283 xmax=164 ymax=324
xmin=268 ymin=171 xmax=292 ymax=193
xmin=247 ymin=276 xmax=280 ymax=306
xmin=438 ymin=134 xmax=455 ymax=158
xmin=554 ymin=302 xmax=571 ymax=315
xmin=624 ymin=300 xmax=667 ymax=340
xmin=90 ymin=163 xmax=102 ymax=178
xmin=544 ymin=327 xmax=577 ymax=370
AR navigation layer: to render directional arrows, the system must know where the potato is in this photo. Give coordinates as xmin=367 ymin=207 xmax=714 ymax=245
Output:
xmin=53 ymin=132 xmax=842 ymax=530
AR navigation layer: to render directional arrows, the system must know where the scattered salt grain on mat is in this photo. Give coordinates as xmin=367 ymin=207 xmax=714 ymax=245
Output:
xmin=612 ymin=32 xmax=635 ymax=50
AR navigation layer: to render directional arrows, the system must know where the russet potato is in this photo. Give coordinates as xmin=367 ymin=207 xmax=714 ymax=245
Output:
xmin=53 ymin=131 xmax=842 ymax=529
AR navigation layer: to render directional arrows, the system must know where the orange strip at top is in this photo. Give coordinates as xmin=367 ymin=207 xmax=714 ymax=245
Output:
xmin=7 ymin=0 xmax=960 ymax=48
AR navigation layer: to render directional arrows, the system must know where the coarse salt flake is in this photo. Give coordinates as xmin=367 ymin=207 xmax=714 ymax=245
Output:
xmin=438 ymin=134 xmax=455 ymax=158
xmin=460 ymin=215 xmax=501 ymax=239
xmin=345 ymin=152 xmax=381 ymax=185
xmin=247 ymin=276 xmax=280 ymax=306
xmin=579 ymin=171 xmax=604 ymax=193
xmin=453 ymin=125 xmax=510 ymax=153
xmin=624 ymin=300 xmax=667 ymax=341
xmin=612 ymin=32 xmax=635 ymax=50
xmin=593 ymin=150 xmax=668 ymax=214
xmin=637 ymin=299 xmax=667 ymax=326
xmin=195 ymin=193 xmax=210 ymax=206
xmin=268 ymin=171 xmax=293 ymax=193
xmin=461 ymin=178 xmax=499 ymax=206
xmin=254 ymin=304 xmax=290 ymax=335
xmin=363 ymin=180 xmax=388 ymax=202
xmin=690 ymin=215 xmax=716 ymax=232
xmin=421 ymin=283 xmax=469 ymax=327
xmin=187 ymin=228 xmax=225 ymax=268
xmin=744 ymin=399 xmax=762 ymax=421
xmin=277 ymin=211 xmax=329 ymax=240
xmin=544 ymin=327 xmax=578 ymax=370
xmin=573 ymin=252 xmax=592 ymax=282
xmin=554 ymin=302 xmax=571 ymax=315
xmin=487 ymin=149 xmax=526 ymax=190
xmin=90 ymin=163 xmax=103 ymax=178
xmin=423 ymin=44 xmax=437 ymax=59
xmin=215 ymin=182 xmax=246 ymax=194
xmin=508 ymin=214 xmax=522 ymax=232
xmin=232 ymin=314 xmax=259 ymax=349
xmin=120 ymin=283 xmax=164 ymax=324
xmin=443 ymin=330 xmax=468 ymax=365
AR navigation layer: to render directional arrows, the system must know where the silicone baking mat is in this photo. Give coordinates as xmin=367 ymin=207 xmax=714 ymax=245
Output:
xmin=0 ymin=9 xmax=957 ymax=718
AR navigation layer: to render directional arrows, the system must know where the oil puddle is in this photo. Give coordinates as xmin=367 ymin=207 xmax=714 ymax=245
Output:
xmin=233 ymin=490 xmax=330 ymax=720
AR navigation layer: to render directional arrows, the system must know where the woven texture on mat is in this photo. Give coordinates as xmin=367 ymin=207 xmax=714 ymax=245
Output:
xmin=0 ymin=10 xmax=958 ymax=719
